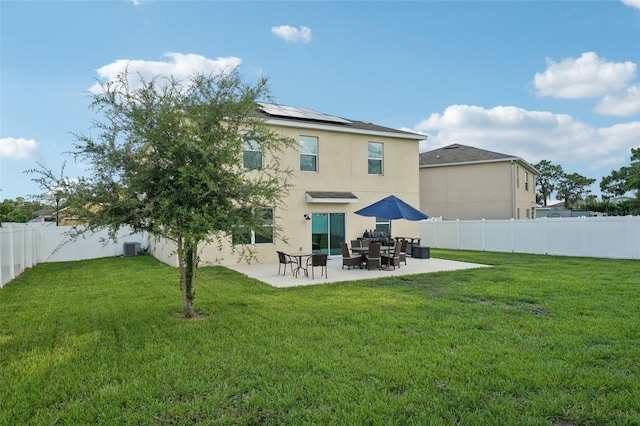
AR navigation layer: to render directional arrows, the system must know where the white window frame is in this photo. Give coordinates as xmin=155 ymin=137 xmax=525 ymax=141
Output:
xmin=300 ymin=136 xmax=318 ymax=172
xmin=375 ymin=217 xmax=390 ymax=234
xmin=234 ymin=207 xmax=274 ymax=245
xmin=242 ymin=139 xmax=263 ymax=170
xmin=368 ymin=142 xmax=383 ymax=175
xmin=252 ymin=207 xmax=274 ymax=244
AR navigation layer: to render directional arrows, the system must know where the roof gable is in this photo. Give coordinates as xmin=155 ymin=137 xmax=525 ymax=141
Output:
xmin=419 ymin=143 xmax=537 ymax=173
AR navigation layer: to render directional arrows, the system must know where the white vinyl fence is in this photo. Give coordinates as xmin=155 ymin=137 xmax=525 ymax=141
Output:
xmin=420 ymin=216 xmax=640 ymax=260
xmin=0 ymin=223 xmax=149 ymax=288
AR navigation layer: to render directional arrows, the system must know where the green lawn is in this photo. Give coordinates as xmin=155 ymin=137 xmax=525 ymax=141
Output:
xmin=1 ymin=251 xmax=638 ymax=425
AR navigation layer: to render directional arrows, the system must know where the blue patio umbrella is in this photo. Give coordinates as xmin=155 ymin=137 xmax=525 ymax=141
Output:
xmin=354 ymin=195 xmax=429 ymax=221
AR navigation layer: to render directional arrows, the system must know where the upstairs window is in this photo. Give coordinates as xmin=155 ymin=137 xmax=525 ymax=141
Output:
xmin=242 ymin=139 xmax=262 ymax=169
xmin=300 ymin=136 xmax=318 ymax=172
xmin=525 ymin=171 xmax=529 ymax=191
xmin=368 ymin=142 xmax=383 ymax=175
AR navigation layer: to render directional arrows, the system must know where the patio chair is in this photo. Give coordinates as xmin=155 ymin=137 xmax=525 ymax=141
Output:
xmin=306 ymin=253 xmax=328 ymax=279
xmin=365 ymin=242 xmax=382 ymax=270
xmin=360 ymin=239 xmax=370 ymax=249
xmin=382 ymin=241 xmax=402 ymax=269
xmin=399 ymin=239 xmax=409 ymax=265
xmin=341 ymin=242 xmax=363 ymax=270
xmin=277 ymin=251 xmax=296 ymax=276
xmin=350 ymin=240 xmax=361 ymax=255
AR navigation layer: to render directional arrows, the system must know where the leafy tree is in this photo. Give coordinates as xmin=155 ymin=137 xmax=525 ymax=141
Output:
xmin=534 ymin=159 xmax=564 ymax=206
xmin=600 ymin=167 xmax=630 ymax=198
xmin=25 ymin=161 xmax=73 ymax=226
xmin=68 ymin=69 xmax=294 ymax=318
xmin=583 ymin=194 xmax=598 ymax=205
xmin=586 ymin=199 xmax=640 ymax=216
xmin=0 ymin=200 xmax=11 ymax=223
xmin=0 ymin=198 xmax=48 ymax=224
xmin=600 ymin=148 xmax=640 ymax=199
xmin=555 ymin=172 xmax=596 ymax=209
xmin=625 ymin=147 xmax=640 ymax=196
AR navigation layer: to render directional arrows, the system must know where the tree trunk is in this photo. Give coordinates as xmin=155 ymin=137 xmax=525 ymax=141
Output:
xmin=178 ymin=235 xmax=197 ymax=318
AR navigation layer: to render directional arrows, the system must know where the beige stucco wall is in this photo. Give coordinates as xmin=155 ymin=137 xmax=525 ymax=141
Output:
xmin=185 ymin=124 xmax=424 ymax=267
xmin=513 ymin=163 xmax=536 ymax=220
xmin=419 ymin=161 xmax=536 ymax=220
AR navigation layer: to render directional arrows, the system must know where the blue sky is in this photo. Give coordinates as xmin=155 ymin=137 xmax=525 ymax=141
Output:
xmin=1 ymin=0 xmax=639 ymax=202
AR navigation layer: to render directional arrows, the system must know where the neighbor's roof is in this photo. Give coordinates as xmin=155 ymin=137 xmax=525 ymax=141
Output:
xmin=419 ymin=144 xmax=538 ymax=173
xmin=257 ymin=102 xmax=426 ymax=141
xmin=34 ymin=208 xmax=54 ymax=216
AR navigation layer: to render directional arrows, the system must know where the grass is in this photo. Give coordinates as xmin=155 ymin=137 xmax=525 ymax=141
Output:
xmin=1 ymin=250 xmax=639 ymax=425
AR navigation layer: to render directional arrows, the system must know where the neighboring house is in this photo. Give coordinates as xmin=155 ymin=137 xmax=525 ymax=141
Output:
xmin=539 ymin=200 xmax=594 ymax=218
xmin=29 ymin=207 xmax=77 ymax=226
xmin=154 ymin=103 xmax=427 ymax=267
xmin=611 ymin=196 xmax=633 ymax=204
xmin=30 ymin=208 xmax=55 ymax=223
xmin=418 ymin=144 xmax=538 ymax=220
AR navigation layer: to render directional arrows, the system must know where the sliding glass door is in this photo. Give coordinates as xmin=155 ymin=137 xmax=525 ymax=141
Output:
xmin=311 ymin=213 xmax=345 ymax=256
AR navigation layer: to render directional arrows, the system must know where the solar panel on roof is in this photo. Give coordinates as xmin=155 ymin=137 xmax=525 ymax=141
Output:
xmin=258 ymin=102 xmax=352 ymax=124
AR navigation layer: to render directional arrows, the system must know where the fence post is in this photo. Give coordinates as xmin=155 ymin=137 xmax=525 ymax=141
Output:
xmin=456 ymin=219 xmax=460 ymax=250
xmin=625 ymin=216 xmax=640 ymax=259
xmin=481 ymin=218 xmax=486 ymax=251
xmin=21 ymin=226 xmax=27 ymax=271
xmin=581 ymin=216 xmax=587 ymax=257
xmin=9 ymin=227 xmax=15 ymax=281
xmin=433 ymin=220 xmax=438 ymax=248
xmin=543 ymin=217 xmax=548 ymax=255
xmin=31 ymin=225 xmax=37 ymax=264
xmin=511 ymin=218 xmax=516 ymax=253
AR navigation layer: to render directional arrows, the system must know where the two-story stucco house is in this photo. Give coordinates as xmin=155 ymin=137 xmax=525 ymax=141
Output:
xmin=154 ymin=103 xmax=427 ymax=267
xmin=418 ymin=144 xmax=538 ymax=220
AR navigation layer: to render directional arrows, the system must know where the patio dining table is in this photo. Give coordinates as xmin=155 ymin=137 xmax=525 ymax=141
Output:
xmin=288 ymin=253 xmax=312 ymax=277
xmin=350 ymin=245 xmax=396 ymax=270
xmin=351 ymin=246 xmax=394 ymax=255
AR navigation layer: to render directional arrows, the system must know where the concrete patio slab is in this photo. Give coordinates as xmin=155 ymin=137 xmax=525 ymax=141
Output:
xmin=228 ymin=256 xmax=489 ymax=288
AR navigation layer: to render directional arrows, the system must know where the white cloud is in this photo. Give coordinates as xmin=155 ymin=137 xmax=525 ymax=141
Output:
xmin=534 ymin=52 xmax=636 ymax=99
xmin=271 ymin=25 xmax=312 ymax=43
xmin=89 ymin=53 xmax=242 ymax=94
xmin=621 ymin=0 xmax=640 ymax=10
xmin=594 ymin=84 xmax=640 ymax=116
xmin=413 ymin=104 xmax=640 ymax=171
xmin=0 ymin=137 xmax=39 ymax=160
xmin=533 ymin=52 xmax=638 ymax=117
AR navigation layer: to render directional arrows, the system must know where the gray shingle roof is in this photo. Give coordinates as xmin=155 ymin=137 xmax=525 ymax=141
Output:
xmin=420 ymin=144 xmax=530 ymax=168
xmin=257 ymin=103 xmax=426 ymax=140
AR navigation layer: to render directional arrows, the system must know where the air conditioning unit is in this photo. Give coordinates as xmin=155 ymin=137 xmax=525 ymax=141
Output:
xmin=123 ymin=242 xmax=141 ymax=257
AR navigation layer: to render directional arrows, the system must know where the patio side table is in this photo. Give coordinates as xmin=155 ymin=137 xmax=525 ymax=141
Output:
xmin=412 ymin=246 xmax=430 ymax=259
